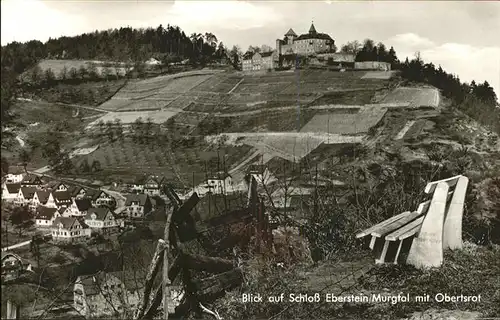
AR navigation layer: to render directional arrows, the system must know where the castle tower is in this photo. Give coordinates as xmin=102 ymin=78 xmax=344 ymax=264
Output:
xmin=309 ymin=22 xmax=317 ymax=35
xmin=276 ymin=39 xmax=282 ymax=56
xmin=284 ymin=28 xmax=297 ymax=45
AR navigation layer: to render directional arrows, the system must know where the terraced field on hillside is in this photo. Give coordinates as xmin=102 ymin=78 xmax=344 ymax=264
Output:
xmin=95 ymin=69 xmax=389 ymax=114
xmin=382 ymin=87 xmax=439 ymax=108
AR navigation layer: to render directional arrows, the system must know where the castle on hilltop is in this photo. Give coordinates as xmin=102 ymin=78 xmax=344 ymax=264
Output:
xmin=276 ymin=22 xmax=335 ymax=56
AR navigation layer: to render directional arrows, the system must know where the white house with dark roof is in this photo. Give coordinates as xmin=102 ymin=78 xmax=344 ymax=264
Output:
xmin=31 ymin=190 xmax=56 ymax=211
xmin=52 ymin=190 xmax=73 ymax=208
xmin=49 ymin=181 xmax=71 ymax=192
xmin=4 ymin=167 xmax=25 ymax=184
xmin=73 ymin=198 xmax=93 ymax=217
xmin=15 ymin=186 xmax=37 ymax=206
xmin=144 ymin=175 xmax=165 ymax=196
xmin=20 ymin=174 xmax=43 ymax=188
xmin=70 ymin=185 xmax=86 ymax=199
xmin=51 ymin=217 xmax=91 ymax=242
xmin=126 ymin=176 xmax=147 ymax=194
xmin=2 ymin=183 xmax=21 ymax=202
xmin=242 ymin=51 xmax=277 ymax=72
xmin=84 ymin=207 xmax=121 ymax=231
xmin=207 ymin=171 xmax=233 ymax=195
xmin=124 ymin=194 xmax=152 ymax=218
xmin=35 ymin=206 xmax=61 ymax=227
xmin=85 ymin=189 xmax=115 ymax=207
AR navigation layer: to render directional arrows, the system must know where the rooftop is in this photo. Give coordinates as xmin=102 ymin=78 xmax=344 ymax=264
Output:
xmin=285 ymin=28 xmax=298 ymax=37
xmin=5 ymin=183 xmax=21 ymax=194
xmin=36 ymin=206 xmax=58 ymax=220
xmin=86 ymin=207 xmax=111 ymax=220
xmin=125 ymin=193 xmax=149 ymax=206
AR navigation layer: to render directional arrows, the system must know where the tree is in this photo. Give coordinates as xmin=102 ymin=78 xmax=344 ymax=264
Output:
xmin=261 ymin=45 xmax=273 ymax=53
xmin=376 ymin=42 xmax=387 ymax=62
xmin=388 ymin=46 xmax=399 ymax=67
xmin=30 ymin=65 xmax=43 ymax=84
xmin=114 ymin=118 xmax=124 ymax=141
xmin=1 ymin=157 xmax=9 ymax=175
xmin=43 ymin=68 xmax=56 ymax=86
xmin=91 ymin=160 xmax=102 ymax=173
xmin=1 ymin=67 xmax=18 ymax=144
xmin=69 ymin=67 xmax=78 ymax=80
xmin=79 ymin=158 xmax=91 ymax=173
xmin=9 ymin=206 xmax=34 ymax=237
xmin=18 ymin=149 xmax=31 ymax=171
xmin=97 ymin=120 xmax=106 ymax=137
xmin=215 ymin=42 xmax=227 ymax=60
xmin=87 ymin=63 xmax=99 ymax=79
xmin=78 ymin=65 xmax=87 ymax=80
xmin=144 ymin=117 xmax=153 ymax=141
xmin=55 ymin=151 xmax=74 ymax=174
xmin=248 ymin=45 xmax=260 ymax=53
xmin=340 ymin=40 xmax=362 ymax=54
xmin=59 ymin=65 xmax=68 ymax=81
xmin=101 ymin=66 xmax=112 ymax=81
xmin=132 ymin=117 xmax=144 ymax=142
xmin=105 ymin=120 xmax=115 ymax=141
xmin=230 ymin=45 xmax=242 ymax=70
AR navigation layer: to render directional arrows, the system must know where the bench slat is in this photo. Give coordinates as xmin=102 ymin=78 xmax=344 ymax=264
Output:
xmin=355 ymin=211 xmax=412 ymax=239
xmin=385 ymin=216 xmax=425 ymax=241
xmin=425 ymin=175 xmax=462 ymax=194
xmin=418 ymin=191 xmax=454 ymax=214
xmin=372 ymin=211 xmax=423 ymax=237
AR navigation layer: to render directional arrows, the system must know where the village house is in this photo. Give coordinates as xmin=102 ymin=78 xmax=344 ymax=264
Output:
xmin=1 ymin=252 xmax=33 ymax=282
xmin=58 ymin=197 xmax=86 ymax=217
xmin=49 ymin=181 xmax=71 ymax=192
xmin=20 ymin=174 xmax=43 ymax=188
xmin=72 ymin=186 xmax=87 ymax=199
xmin=85 ymin=189 xmax=115 ymax=208
xmin=2 ymin=183 xmax=21 ymax=202
xmin=35 ymin=206 xmax=61 ymax=228
xmin=242 ymin=51 xmax=277 ymax=72
xmin=50 ymin=182 xmax=87 ymax=199
xmin=4 ymin=166 xmax=25 ymax=184
xmin=84 ymin=207 xmax=120 ymax=232
xmin=73 ymin=198 xmax=93 ymax=217
xmin=31 ymin=190 xmax=56 ymax=211
xmin=207 ymin=171 xmax=233 ymax=195
xmin=126 ymin=176 xmax=147 ymax=194
xmin=124 ymin=194 xmax=152 ymax=218
xmin=144 ymin=175 xmax=165 ymax=196
xmin=52 ymin=190 xmax=73 ymax=208
xmin=51 ymin=217 xmax=91 ymax=242
xmin=74 ymin=270 xmax=145 ymax=318
xmin=15 ymin=186 xmax=36 ymax=207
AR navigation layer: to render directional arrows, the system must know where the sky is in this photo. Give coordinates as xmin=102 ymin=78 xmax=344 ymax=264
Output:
xmin=1 ymin=0 xmax=499 ymax=96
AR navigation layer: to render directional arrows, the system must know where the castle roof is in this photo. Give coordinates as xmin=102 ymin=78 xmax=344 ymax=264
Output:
xmin=309 ymin=23 xmax=317 ymax=34
xmin=285 ymin=28 xmax=297 ymax=37
xmin=296 ymin=32 xmax=333 ymax=41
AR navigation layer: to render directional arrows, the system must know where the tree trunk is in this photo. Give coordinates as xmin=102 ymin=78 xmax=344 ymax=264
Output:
xmin=163 ymin=209 xmax=174 ymax=320
xmin=182 ymin=253 xmax=234 ymax=273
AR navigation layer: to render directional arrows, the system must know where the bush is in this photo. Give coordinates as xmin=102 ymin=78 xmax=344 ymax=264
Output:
xmin=358 ymin=245 xmax=500 ymax=318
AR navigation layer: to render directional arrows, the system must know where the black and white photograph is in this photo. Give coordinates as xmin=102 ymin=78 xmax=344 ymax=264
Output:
xmin=1 ymin=0 xmax=499 ymax=319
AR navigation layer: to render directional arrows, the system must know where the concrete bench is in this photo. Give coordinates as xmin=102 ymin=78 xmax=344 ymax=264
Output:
xmin=355 ymin=175 xmax=469 ymax=269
